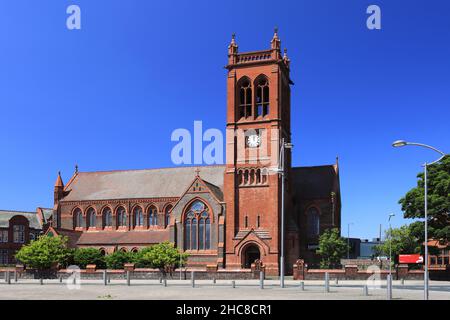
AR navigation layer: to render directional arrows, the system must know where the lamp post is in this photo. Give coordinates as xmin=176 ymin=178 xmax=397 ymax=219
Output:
xmin=388 ymin=213 xmax=395 ymax=277
xmin=175 ymin=219 xmax=183 ymax=280
xmin=347 ymin=223 xmax=353 ymax=259
xmin=392 ymin=140 xmax=446 ymax=300
xmin=275 ymin=137 xmax=293 ymax=288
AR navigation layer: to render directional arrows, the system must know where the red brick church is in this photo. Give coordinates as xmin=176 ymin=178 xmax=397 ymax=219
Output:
xmin=46 ymin=30 xmax=341 ymax=276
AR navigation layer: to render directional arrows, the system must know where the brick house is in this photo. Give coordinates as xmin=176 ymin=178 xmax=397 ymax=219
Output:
xmin=0 ymin=208 xmax=52 ymax=265
xmin=45 ymin=31 xmax=341 ymax=276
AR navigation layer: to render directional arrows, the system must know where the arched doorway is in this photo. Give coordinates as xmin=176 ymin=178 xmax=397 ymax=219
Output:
xmin=242 ymin=244 xmax=260 ymax=269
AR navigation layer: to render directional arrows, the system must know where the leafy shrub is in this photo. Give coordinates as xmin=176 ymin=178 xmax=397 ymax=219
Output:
xmin=135 ymin=242 xmax=188 ymax=273
xmin=15 ymin=236 xmax=73 ymax=270
xmin=73 ymin=248 xmax=106 ymax=269
xmin=105 ymin=251 xmax=134 ymax=269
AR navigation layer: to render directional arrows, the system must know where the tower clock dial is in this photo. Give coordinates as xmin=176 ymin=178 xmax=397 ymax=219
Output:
xmin=247 ymin=134 xmax=261 ymax=148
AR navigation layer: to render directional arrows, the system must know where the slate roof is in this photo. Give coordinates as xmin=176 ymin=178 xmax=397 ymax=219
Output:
xmin=0 ymin=210 xmax=43 ymax=229
xmin=76 ymin=230 xmax=169 ymax=245
xmin=63 ymin=165 xmax=226 ymax=202
xmin=291 ymin=165 xmax=339 ymax=199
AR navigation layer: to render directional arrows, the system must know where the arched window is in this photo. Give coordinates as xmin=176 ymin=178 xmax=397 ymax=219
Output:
xmin=99 ymin=248 xmax=106 ymax=256
xmin=165 ymin=205 xmax=173 ymax=228
xmin=133 ymin=207 xmax=143 ymax=227
xmin=87 ymin=208 xmax=96 ymax=228
xmin=74 ymin=208 xmax=83 ymax=229
xmin=307 ymin=207 xmax=320 ymax=237
xmin=148 ymin=206 xmax=158 ymax=227
xmin=102 ymin=207 xmax=112 ymax=228
xmin=256 ymin=77 xmax=269 ymax=117
xmin=238 ymin=78 xmax=252 ymax=119
xmin=117 ymin=206 xmax=127 ymax=227
xmin=184 ymin=200 xmax=211 ymax=250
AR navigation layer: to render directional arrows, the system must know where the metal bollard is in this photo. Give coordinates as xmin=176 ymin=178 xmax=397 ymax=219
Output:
xmin=159 ymin=277 xmax=162 ymax=283
xmin=40 ymin=277 xmax=44 ymax=285
xmin=108 ymin=274 xmax=111 ymax=283
xmin=335 ymin=278 xmax=338 ymax=285
xmin=232 ymin=280 xmax=235 ymax=288
xmin=103 ymin=270 xmax=107 ymax=286
xmin=59 ymin=275 xmax=63 ymax=283
xmin=386 ymin=274 xmax=392 ymax=300
xmin=325 ymin=272 xmax=330 ymax=292
xmin=212 ymin=277 xmax=216 ymax=284
xmin=401 ymin=278 xmax=404 ymax=285
xmin=363 ymin=285 xmax=368 ymax=296
xmin=7 ymin=271 xmax=11 ymax=285
xmin=126 ymin=271 xmax=131 ymax=286
xmin=259 ymin=271 xmax=264 ymax=289
xmin=14 ymin=271 xmax=18 ymax=282
xmin=163 ymin=278 xmax=167 ymax=287
xmin=300 ymin=281 xmax=305 ymax=291
xmin=191 ymin=271 xmax=195 ymax=288
xmin=72 ymin=276 xmax=76 ymax=285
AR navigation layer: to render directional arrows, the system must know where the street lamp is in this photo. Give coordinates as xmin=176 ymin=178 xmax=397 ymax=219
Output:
xmin=392 ymin=140 xmax=446 ymax=300
xmin=388 ymin=213 xmax=395 ymax=277
xmin=347 ymin=222 xmax=354 ymax=259
xmin=276 ymin=138 xmax=293 ymax=288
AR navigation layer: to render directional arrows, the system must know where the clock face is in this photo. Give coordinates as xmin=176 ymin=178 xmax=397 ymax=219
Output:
xmin=247 ymin=134 xmax=260 ymax=148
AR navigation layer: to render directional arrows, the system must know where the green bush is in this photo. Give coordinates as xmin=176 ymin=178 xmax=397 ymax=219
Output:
xmin=15 ymin=235 xmax=73 ymax=270
xmin=105 ymin=251 xmax=134 ymax=269
xmin=73 ymin=248 xmax=106 ymax=269
xmin=135 ymin=242 xmax=188 ymax=272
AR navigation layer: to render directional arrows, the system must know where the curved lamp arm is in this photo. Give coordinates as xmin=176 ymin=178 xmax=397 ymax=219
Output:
xmin=392 ymin=140 xmax=446 ymax=165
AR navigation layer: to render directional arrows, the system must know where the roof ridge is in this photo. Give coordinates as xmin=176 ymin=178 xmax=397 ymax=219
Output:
xmin=0 ymin=209 xmax=36 ymax=214
xmin=77 ymin=164 xmax=226 ymax=175
xmin=292 ymin=164 xmax=335 ymax=169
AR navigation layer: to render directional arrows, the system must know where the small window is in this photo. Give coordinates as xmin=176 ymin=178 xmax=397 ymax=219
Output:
xmin=257 ymin=215 xmax=261 ymax=228
xmin=133 ymin=207 xmax=144 ymax=227
xmin=238 ymin=78 xmax=252 ymax=119
xmin=307 ymin=207 xmax=320 ymax=237
xmin=148 ymin=206 xmax=158 ymax=227
xmin=165 ymin=205 xmax=173 ymax=228
xmin=0 ymin=230 xmax=8 ymax=243
xmin=87 ymin=208 xmax=96 ymax=228
xmin=13 ymin=225 xmax=25 ymax=244
xmin=103 ymin=208 xmax=112 ymax=227
xmin=244 ymin=216 xmax=248 ymax=228
xmin=117 ymin=207 xmax=127 ymax=227
xmin=73 ymin=208 xmax=83 ymax=229
xmin=0 ymin=249 xmax=8 ymax=265
xmin=256 ymin=78 xmax=269 ymax=117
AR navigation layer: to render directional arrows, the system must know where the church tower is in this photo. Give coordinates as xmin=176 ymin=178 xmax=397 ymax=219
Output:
xmin=223 ymin=30 xmax=293 ymax=275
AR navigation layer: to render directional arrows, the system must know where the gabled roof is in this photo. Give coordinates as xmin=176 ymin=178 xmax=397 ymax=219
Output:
xmin=0 ymin=210 xmax=43 ymax=229
xmin=62 ymin=165 xmax=226 ymax=201
xmin=292 ymin=164 xmax=339 ymax=199
xmin=45 ymin=227 xmax=83 ymax=247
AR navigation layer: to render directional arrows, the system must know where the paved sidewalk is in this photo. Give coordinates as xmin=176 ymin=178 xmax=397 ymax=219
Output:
xmin=0 ymin=279 xmax=449 ymax=300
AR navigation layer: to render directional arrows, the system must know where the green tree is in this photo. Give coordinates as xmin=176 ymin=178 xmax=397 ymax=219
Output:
xmin=104 ymin=250 xmax=134 ymax=269
xmin=399 ymin=155 xmax=450 ymax=243
xmin=136 ymin=242 xmax=188 ymax=275
xmin=73 ymin=248 xmax=106 ymax=269
xmin=316 ymin=228 xmax=348 ymax=269
xmin=15 ymin=236 xmax=72 ymax=270
xmin=373 ymin=225 xmax=421 ymax=263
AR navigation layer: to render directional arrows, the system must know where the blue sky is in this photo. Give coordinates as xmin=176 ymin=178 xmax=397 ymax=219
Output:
xmin=0 ymin=1 xmax=449 ymax=239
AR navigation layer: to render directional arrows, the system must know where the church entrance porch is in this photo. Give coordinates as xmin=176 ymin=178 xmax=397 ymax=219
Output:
xmin=242 ymin=244 xmax=260 ymax=269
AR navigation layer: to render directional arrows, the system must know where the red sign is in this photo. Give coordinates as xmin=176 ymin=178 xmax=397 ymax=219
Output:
xmin=399 ymin=254 xmax=423 ymax=264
